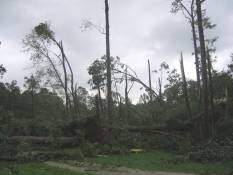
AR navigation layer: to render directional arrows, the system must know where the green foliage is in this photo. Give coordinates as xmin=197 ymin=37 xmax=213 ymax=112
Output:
xmin=0 ymin=64 xmax=6 ymax=78
xmin=34 ymin=22 xmax=55 ymax=41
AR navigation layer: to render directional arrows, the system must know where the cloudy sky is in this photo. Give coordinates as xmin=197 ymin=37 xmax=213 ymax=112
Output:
xmin=1 ymin=0 xmax=233 ymax=101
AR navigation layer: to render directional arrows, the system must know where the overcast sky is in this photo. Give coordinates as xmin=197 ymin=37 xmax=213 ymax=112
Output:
xmin=1 ymin=0 xmax=233 ymax=102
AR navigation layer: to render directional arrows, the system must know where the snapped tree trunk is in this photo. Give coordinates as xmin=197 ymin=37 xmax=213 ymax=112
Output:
xmin=105 ymin=0 xmax=113 ymax=124
xmin=148 ymin=59 xmax=155 ymax=120
xmin=207 ymin=48 xmax=214 ymax=136
xmin=148 ymin=59 xmax=153 ymax=102
xmin=125 ymin=68 xmax=130 ymax=122
xmin=180 ymin=52 xmax=192 ymax=120
xmin=196 ymin=0 xmax=210 ymax=137
xmin=61 ymin=42 xmax=70 ymax=116
xmin=158 ymin=77 xmax=162 ymax=102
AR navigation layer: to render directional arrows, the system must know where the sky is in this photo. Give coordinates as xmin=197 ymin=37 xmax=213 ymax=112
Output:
xmin=0 ymin=0 xmax=233 ymax=102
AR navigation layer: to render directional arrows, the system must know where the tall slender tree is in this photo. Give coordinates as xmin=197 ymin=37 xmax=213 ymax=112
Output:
xmin=105 ymin=0 xmax=113 ymax=123
xmin=124 ymin=68 xmax=130 ymax=122
xmin=23 ymin=22 xmax=80 ymax=118
xmin=196 ymin=0 xmax=210 ymax=136
xmin=206 ymin=48 xmax=214 ymax=135
xmin=180 ymin=52 xmax=192 ymax=120
xmin=171 ymin=0 xmax=201 ymax=109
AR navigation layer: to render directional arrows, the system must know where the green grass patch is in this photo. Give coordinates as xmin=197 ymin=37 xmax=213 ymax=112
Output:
xmin=87 ymin=151 xmax=233 ymax=175
xmin=0 ymin=162 xmax=92 ymax=175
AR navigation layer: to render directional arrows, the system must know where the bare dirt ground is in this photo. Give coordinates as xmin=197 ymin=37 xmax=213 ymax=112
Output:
xmin=45 ymin=161 xmax=196 ymax=175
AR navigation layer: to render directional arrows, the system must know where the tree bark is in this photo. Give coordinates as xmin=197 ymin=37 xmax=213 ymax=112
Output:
xmin=60 ymin=42 xmax=70 ymax=116
xmin=95 ymin=94 xmax=100 ymax=118
xmin=180 ymin=52 xmax=192 ymax=120
xmin=196 ymin=0 xmax=210 ymax=136
xmin=60 ymin=42 xmax=81 ymax=118
xmin=97 ymin=85 xmax=104 ymax=114
xmin=158 ymin=77 xmax=162 ymax=102
xmin=148 ymin=59 xmax=152 ymax=102
xmin=148 ymin=59 xmax=155 ymax=121
xmin=207 ymin=48 xmax=214 ymax=136
xmin=31 ymin=86 xmax=34 ymax=118
xmin=105 ymin=0 xmax=113 ymax=124
xmin=125 ymin=68 xmax=130 ymax=122
xmin=191 ymin=14 xmax=202 ymax=110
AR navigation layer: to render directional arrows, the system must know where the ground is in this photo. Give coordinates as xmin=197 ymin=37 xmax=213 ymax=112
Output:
xmin=0 ymin=162 xmax=92 ymax=175
xmin=0 ymin=151 xmax=233 ymax=175
xmin=86 ymin=151 xmax=233 ymax=175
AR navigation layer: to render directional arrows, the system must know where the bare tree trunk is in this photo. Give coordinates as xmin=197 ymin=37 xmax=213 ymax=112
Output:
xmin=158 ymin=77 xmax=162 ymax=102
xmin=180 ymin=52 xmax=192 ymax=120
xmin=196 ymin=0 xmax=210 ymax=137
xmin=97 ymin=85 xmax=104 ymax=114
xmin=60 ymin=42 xmax=70 ymax=116
xmin=148 ymin=59 xmax=152 ymax=102
xmin=191 ymin=14 xmax=202 ymax=110
xmin=31 ymin=86 xmax=34 ymax=118
xmin=105 ymin=0 xmax=113 ymax=124
xmin=118 ymin=97 xmax=122 ymax=120
xmin=207 ymin=48 xmax=214 ymax=136
xmin=60 ymin=42 xmax=80 ymax=118
xmin=148 ymin=59 xmax=155 ymax=120
xmin=41 ymin=51 xmax=71 ymax=116
xmin=125 ymin=68 xmax=130 ymax=122
xmin=95 ymin=94 xmax=100 ymax=118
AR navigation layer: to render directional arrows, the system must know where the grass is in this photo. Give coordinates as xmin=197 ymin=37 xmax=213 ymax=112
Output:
xmin=0 ymin=162 xmax=93 ymax=175
xmin=87 ymin=151 xmax=233 ymax=175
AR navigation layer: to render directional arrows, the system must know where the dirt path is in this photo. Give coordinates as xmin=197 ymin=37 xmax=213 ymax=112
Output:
xmin=45 ymin=161 xmax=196 ymax=175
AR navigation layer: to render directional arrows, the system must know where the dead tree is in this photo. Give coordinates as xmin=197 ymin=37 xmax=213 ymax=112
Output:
xmin=180 ymin=52 xmax=192 ymax=120
xmin=196 ymin=0 xmax=210 ymax=136
xmin=148 ymin=59 xmax=155 ymax=120
xmin=105 ymin=0 xmax=113 ymax=124
xmin=148 ymin=59 xmax=153 ymax=102
xmin=52 ymin=39 xmax=80 ymax=118
xmin=206 ymin=48 xmax=214 ymax=135
xmin=125 ymin=68 xmax=130 ymax=121
xmin=171 ymin=0 xmax=201 ymax=110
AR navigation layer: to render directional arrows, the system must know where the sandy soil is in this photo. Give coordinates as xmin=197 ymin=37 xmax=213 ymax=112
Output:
xmin=45 ymin=161 xmax=196 ymax=175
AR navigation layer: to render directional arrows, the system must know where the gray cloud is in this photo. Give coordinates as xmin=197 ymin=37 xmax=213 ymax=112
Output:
xmin=0 ymin=0 xmax=233 ymax=102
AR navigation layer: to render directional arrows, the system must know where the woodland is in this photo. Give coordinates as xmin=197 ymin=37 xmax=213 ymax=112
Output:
xmin=0 ymin=0 xmax=233 ymax=174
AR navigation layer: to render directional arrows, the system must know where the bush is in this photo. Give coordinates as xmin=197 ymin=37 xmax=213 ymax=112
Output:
xmin=189 ymin=140 xmax=233 ymax=162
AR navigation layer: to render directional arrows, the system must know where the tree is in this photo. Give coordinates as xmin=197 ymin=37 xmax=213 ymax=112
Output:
xmin=105 ymin=0 xmax=113 ymax=124
xmin=23 ymin=22 xmax=80 ymax=118
xmin=153 ymin=61 xmax=169 ymax=102
xmin=148 ymin=59 xmax=152 ymax=102
xmin=124 ymin=67 xmax=130 ymax=121
xmin=206 ymin=48 xmax=214 ymax=134
xmin=180 ymin=52 xmax=192 ymax=120
xmin=5 ymin=80 xmax=20 ymax=115
xmin=88 ymin=59 xmax=106 ymax=114
xmin=171 ymin=0 xmax=201 ymax=109
xmin=0 ymin=65 xmax=6 ymax=79
xmin=24 ymin=75 xmax=40 ymax=118
xmin=196 ymin=0 xmax=210 ymax=136
xmin=164 ymin=69 xmax=182 ymax=104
